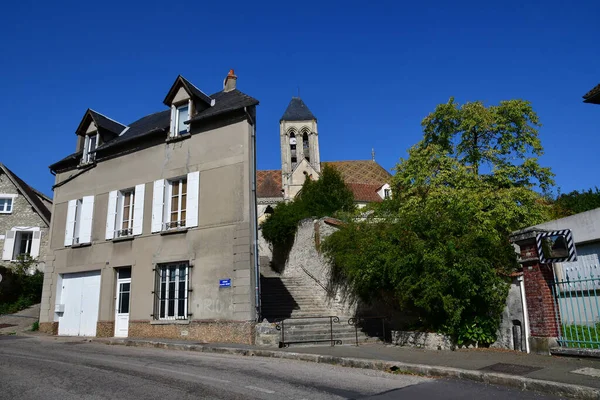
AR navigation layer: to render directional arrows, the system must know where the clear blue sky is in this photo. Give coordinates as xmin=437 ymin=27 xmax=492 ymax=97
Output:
xmin=1 ymin=1 xmax=598 ymax=198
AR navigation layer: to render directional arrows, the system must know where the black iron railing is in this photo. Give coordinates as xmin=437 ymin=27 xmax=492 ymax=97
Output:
xmin=275 ymin=315 xmax=342 ymax=348
xmin=348 ymin=316 xmax=390 ymax=346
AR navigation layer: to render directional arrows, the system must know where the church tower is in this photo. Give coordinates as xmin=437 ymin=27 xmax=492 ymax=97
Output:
xmin=280 ymin=97 xmax=320 ymax=200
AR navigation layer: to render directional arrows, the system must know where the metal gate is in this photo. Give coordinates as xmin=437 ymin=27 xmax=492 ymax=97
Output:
xmin=552 ymin=265 xmax=600 ymax=349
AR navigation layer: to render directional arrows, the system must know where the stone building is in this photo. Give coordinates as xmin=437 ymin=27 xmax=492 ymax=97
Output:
xmin=39 ymin=70 xmax=260 ymax=342
xmin=257 ymin=97 xmax=392 ymax=220
xmin=0 ymin=163 xmax=52 ymax=271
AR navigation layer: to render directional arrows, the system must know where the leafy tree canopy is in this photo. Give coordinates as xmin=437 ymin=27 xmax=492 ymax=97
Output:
xmin=261 ymin=165 xmax=354 ymax=246
xmin=322 ymin=98 xmax=555 ymax=345
xmin=552 ymin=187 xmax=600 ymax=218
xmin=421 ymin=97 xmax=554 ymax=192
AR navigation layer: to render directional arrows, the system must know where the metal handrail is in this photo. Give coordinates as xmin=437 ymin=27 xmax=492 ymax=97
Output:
xmin=348 ymin=316 xmax=391 ymax=346
xmin=275 ymin=315 xmax=342 ymax=348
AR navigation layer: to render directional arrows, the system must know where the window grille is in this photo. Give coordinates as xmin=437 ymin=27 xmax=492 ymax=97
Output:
xmin=153 ymin=262 xmax=190 ymax=320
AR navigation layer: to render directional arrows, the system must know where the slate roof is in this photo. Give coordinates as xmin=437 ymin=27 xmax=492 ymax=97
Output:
xmin=346 ymin=183 xmax=384 ymax=203
xmin=322 ymin=160 xmax=391 ymax=186
xmin=583 ymin=83 xmax=600 ymax=104
xmin=256 ymin=170 xmax=283 ymax=198
xmin=188 ymin=89 xmax=259 ymax=122
xmin=89 ymin=110 xmax=127 ymax=134
xmin=51 ymin=88 xmax=259 ymax=172
xmin=280 ymin=97 xmax=317 ymax=121
xmin=163 ymin=75 xmax=213 ymax=106
xmin=0 ymin=163 xmax=51 ymax=226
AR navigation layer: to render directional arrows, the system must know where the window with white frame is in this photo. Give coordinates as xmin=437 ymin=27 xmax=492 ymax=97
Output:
xmin=82 ymin=133 xmax=99 ymax=164
xmin=153 ymin=262 xmax=189 ymax=320
xmin=151 ymin=172 xmax=199 ymax=233
xmin=0 ymin=196 xmax=14 ymax=213
xmin=170 ymin=104 xmax=190 ymax=137
xmin=384 ymin=189 xmax=391 ymax=199
xmin=2 ymin=228 xmax=41 ymax=261
xmin=166 ymin=177 xmax=187 ymax=230
xmin=65 ymin=196 xmax=94 ymax=246
xmin=105 ymin=184 xmax=145 ymax=240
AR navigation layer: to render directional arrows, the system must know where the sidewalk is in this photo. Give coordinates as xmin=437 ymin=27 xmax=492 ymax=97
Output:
xmin=94 ymin=337 xmax=600 ymax=399
xmin=0 ymin=304 xmax=39 ymax=334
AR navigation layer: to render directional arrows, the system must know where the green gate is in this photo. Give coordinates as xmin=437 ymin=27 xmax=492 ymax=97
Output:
xmin=552 ymin=267 xmax=600 ymax=349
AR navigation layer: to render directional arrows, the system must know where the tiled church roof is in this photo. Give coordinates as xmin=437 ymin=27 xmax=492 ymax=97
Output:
xmin=256 ymin=170 xmax=282 ymax=198
xmin=321 ymin=160 xmax=391 ymax=186
xmin=256 ymin=160 xmax=391 ymax=202
xmin=346 ymin=183 xmax=384 ymax=203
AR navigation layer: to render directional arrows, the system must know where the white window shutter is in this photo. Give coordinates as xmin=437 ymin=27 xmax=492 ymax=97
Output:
xmin=2 ymin=230 xmax=15 ymax=260
xmin=30 ymin=231 xmax=42 ymax=259
xmin=151 ymin=179 xmax=165 ymax=233
xmin=79 ymin=196 xmax=95 ymax=244
xmin=64 ymin=199 xmax=77 ymax=246
xmin=133 ymin=183 xmax=145 ymax=235
xmin=105 ymin=191 xmax=118 ymax=240
xmin=186 ymin=171 xmax=200 ymax=228
xmin=169 ymin=105 xmax=176 ymax=137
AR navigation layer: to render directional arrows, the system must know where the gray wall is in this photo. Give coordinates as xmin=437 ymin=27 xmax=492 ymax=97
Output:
xmin=0 ymin=171 xmax=49 ymax=271
xmin=40 ymin=118 xmax=257 ymax=325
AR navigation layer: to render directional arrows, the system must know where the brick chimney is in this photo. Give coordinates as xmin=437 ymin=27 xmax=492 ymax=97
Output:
xmin=223 ymin=69 xmax=237 ymax=92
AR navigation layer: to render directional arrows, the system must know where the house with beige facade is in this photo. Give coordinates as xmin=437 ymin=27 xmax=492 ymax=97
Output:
xmin=39 ymin=70 xmax=260 ymax=343
xmin=0 ymin=163 xmax=52 ymax=270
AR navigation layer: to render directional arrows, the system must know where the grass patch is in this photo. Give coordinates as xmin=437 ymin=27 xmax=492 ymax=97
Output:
xmin=31 ymin=321 xmax=39 ymax=332
xmin=561 ymin=323 xmax=600 ymax=349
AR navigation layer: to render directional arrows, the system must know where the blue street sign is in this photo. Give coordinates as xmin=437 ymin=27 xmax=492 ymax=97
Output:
xmin=219 ymin=279 xmax=231 ymax=288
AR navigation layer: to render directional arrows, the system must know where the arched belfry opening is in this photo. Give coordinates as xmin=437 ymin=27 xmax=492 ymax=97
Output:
xmin=289 ymin=131 xmax=297 ymax=170
xmin=302 ymin=131 xmax=310 ymax=163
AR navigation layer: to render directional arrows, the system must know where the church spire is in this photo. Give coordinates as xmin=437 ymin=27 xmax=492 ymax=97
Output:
xmin=280 ymin=97 xmax=317 ymax=122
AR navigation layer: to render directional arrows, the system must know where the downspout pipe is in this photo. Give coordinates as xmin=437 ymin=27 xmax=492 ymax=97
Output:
xmin=518 ymin=275 xmax=531 ymax=353
xmin=245 ymin=107 xmax=261 ymax=322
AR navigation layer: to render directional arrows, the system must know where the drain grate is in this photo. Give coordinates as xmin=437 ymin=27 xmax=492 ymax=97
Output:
xmin=0 ymin=324 xmax=17 ymax=329
xmin=479 ymin=363 xmax=542 ymax=375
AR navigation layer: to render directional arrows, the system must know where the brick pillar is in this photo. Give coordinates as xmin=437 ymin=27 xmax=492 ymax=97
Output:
xmin=511 ymin=229 xmax=560 ymax=354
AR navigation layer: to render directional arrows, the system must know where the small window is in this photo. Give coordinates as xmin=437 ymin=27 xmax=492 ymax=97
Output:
xmin=73 ymin=199 xmax=83 ymax=243
xmin=384 ymin=189 xmax=391 ymax=199
xmin=177 ymin=105 xmax=189 ymax=135
xmin=82 ymin=134 xmax=98 ymax=164
xmin=116 ymin=189 xmax=135 ymax=238
xmin=13 ymin=231 xmax=33 ymax=260
xmin=165 ymin=177 xmax=187 ymax=230
xmin=0 ymin=197 xmax=13 ymax=213
xmin=153 ymin=262 xmax=189 ymax=320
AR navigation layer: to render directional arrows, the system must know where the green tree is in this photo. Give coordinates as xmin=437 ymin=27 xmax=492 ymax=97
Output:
xmin=421 ymin=97 xmax=554 ymax=191
xmin=553 ymin=187 xmax=600 ymax=217
xmin=261 ymin=165 xmax=354 ymax=246
xmin=323 ymin=98 xmax=554 ymax=345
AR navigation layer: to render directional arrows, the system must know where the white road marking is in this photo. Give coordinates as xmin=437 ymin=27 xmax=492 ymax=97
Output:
xmin=245 ymin=385 xmax=275 ymax=394
xmin=571 ymin=367 xmax=600 ymax=377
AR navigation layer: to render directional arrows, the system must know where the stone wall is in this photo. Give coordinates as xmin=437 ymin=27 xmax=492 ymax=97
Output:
xmin=391 ymin=330 xmax=453 ymax=350
xmin=491 ymin=277 xmax=526 ymax=351
xmin=128 ymin=320 xmax=255 ymax=344
xmin=0 ymin=171 xmax=50 ymax=272
xmin=96 ymin=321 xmax=115 ymax=337
xmin=39 ymin=321 xmax=58 ymax=335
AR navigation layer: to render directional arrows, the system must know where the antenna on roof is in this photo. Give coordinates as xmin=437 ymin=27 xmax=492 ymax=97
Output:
xmin=372 ymin=148 xmax=375 ymax=162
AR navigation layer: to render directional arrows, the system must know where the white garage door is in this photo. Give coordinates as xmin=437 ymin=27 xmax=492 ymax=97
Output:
xmin=58 ymin=271 xmax=101 ymax=336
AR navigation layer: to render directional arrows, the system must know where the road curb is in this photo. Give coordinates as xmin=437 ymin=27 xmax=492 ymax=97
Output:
xmin=95 ymin=338 xmax=600 ymax=399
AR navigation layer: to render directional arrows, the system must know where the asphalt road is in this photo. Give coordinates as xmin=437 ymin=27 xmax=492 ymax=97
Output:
xmin=0 ymin=336 xmax=561 ymax=399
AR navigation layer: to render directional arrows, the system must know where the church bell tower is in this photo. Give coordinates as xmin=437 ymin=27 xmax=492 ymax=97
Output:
xmin=279 ymin=97 xmax=320 ymax=200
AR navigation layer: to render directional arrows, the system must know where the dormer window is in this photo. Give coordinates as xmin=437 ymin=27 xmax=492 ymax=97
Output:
xmin=82 ymin=133 xmax=99 ymax=164
xmin=170 ymin=103 xmax=190 ymax=138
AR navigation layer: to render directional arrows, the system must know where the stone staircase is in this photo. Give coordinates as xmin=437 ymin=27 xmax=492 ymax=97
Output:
xmin=259 ymin=274 xmax=374 ymax=346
